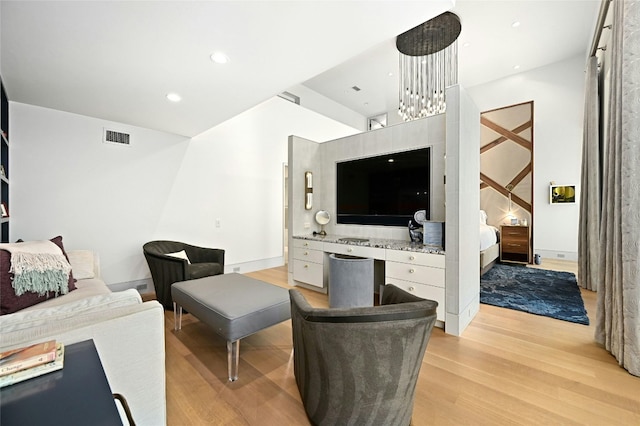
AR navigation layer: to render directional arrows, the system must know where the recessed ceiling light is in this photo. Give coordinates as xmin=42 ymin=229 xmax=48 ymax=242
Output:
xmin=210 ymin=52 xmax=229 ymax=64
xmin=512 ymin=21 xmax=521 ymax=28
xmin=388 ymin=72 xmax=393 ymax=77
xmin=513 ymin=65 xmax=521 ymax=70
xmin=166 ymin=93 xmax=181 ymax=102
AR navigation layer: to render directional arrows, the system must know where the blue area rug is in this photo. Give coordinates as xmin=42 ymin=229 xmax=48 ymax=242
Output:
xmin=480 ymin=264 xmax=589 ymax=325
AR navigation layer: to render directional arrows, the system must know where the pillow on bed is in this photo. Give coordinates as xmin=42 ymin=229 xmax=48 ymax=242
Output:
xmin=480 ymin=210 xmax=488 ymax=224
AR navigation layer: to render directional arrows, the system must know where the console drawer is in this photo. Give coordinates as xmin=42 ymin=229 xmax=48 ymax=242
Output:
xmin=293 ymin=239 xmax=324 ymax=251
xmin=292 ymin=247 xmax=324 ymax=264
xmin=385 ymin=250 xmax=445 ymax=268
xmin=386 ymin=262 xmax=445 ymax=288
xmin=323 ymin=242 xmax=385 ymax=260
xmin=383 ymin=280 xmax=444 ymax=321
xmin=293 ymin=259 xmax=324 ymax=288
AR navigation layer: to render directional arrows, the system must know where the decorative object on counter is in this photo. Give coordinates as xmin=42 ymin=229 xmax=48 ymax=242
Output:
xmin=408 ymin=219 xmax=423 ymax=243
xmin=313 ymin=210 xmax=330 ymax=236
xmin=510 ymin=217 xmax=518 ymax=225
xmin=396 ymin=11 xmax=461 ymax=120
xmin=409 ymin=209 xmax=426 ymax=243
xmin=423 ymin=221 xmax=445 ymax=248
xmin=304 ymin=171 xmax=313 ymax=210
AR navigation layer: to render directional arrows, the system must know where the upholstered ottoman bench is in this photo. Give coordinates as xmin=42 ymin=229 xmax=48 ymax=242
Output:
xmin=171 ymin=273 xmax=291 ymax=381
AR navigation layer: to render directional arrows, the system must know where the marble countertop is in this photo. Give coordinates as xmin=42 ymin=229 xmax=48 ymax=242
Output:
xmin=293 ymin=234 xmax=445 ymax=255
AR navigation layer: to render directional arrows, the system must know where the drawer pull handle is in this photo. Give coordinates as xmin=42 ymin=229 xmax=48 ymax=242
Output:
xmin=304 ymin=243 xmax=309 ymax=246
xmin=409 ymin=269 xmax=415 ymax=273
xmin=408 ymin=286 xmax=415 ymax=292
xmin=304 ymin=264 xmax=309 ymax=269
xmin=304 ymin=251 xmax=309 ymax=255
xmin=347 ymin=248 xmax=353 ymax=252
xmin=409 ymin=255 xmax=415 ymax=261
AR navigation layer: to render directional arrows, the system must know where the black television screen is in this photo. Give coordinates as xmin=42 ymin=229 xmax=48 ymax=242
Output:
xmin=336 ymin=147 xmax=430 ymax=226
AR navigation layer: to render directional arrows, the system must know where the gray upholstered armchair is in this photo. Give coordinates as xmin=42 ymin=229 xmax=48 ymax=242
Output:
xmin=289 ymin=284 xmax=438 ymax=426
xmin=143 ymin=240 xmax=225 ymax=309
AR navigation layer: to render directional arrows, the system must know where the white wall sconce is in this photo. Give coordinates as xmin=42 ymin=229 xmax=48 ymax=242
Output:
xmin=305 ymin=171 xmax=313 ymax=210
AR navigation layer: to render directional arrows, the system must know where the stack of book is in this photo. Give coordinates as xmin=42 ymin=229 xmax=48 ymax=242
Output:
xmin=0 ymin=339 xmax=65 ymax=387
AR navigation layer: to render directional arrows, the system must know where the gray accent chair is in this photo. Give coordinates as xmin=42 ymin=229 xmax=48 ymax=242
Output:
xmin=143 ymin=240 xmax=225 ymax=309
xmin=289 ymin=284 xmax=438 ymax=426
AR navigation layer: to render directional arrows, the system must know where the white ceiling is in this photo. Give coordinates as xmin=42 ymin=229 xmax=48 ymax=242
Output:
xmin=1 ymin=1 xmax=601 ymax=137
xmin=0 ymin=0 xmax=453 ymax=137
xmin=303 ymin=0 xmax=602 ymax=120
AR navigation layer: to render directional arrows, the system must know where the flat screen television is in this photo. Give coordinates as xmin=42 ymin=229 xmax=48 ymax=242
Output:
xmin=336 ymin=147 xmax=430 ymax=226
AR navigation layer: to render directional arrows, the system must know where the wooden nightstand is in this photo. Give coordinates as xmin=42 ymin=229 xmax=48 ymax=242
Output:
xmin=500 ymin=225 xmax=530 ymax=264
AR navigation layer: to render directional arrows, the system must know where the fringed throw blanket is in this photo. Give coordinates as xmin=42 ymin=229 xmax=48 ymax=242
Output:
xmin=1 ymin=240 xmax=72 ymax=296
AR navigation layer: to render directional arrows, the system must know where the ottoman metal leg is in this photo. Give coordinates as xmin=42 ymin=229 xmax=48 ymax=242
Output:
xmin=173 ymin=302 xmax=183 ymax=331
xmin=227 ymin=340 xmax=240 ymax=382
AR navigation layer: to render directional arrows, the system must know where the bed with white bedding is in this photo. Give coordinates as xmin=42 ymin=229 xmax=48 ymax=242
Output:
xmin=480 ymin=210 xmax=500 ymax=275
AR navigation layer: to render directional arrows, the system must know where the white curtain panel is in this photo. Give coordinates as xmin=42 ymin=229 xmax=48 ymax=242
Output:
xmin=578 ymin=56 xmax=600 ymax=292
xmin=595 ymin=0 xmax=640 ymax=377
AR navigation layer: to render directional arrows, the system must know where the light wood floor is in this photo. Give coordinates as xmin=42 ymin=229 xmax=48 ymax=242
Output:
xmin=160 ymin=260 xmax=640 ymax=425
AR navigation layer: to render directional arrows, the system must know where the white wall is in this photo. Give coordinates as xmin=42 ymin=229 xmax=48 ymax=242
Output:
xmin=11 ymin=97 xmax=358 ymax=288
xmin=466 ymin=54 xmax=587 ymax=261
xmin=288 ymin=114 xmax=446 ymax=243
xmin=286 ymin=84 xmax=367 ymax=132
xmin=444 ymin=85 xmax=480 ymax=336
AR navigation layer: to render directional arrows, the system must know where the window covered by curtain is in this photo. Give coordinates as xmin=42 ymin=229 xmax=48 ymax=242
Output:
xmin=581 ymin=0 xmax=640 ymax=377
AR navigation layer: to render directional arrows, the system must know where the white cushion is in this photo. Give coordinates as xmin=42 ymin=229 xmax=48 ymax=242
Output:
xmin=166 ymin=250 xmax=191 ymax=264
xmin=0 ymin=289 xmax=142 ymax=334
xmin=67 ymin=250 xmax=95 ymax=279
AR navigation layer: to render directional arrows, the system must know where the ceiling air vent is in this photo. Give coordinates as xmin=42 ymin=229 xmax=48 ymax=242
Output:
xmin=103 ymin=128 xmax=131 ymax=146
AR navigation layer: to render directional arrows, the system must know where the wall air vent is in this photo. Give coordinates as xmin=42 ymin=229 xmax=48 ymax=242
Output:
xmin=103 ymin=128 xmax=131 ymax=146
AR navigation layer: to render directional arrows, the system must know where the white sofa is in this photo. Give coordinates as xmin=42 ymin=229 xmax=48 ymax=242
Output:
xmin=0 ymin=250 xmax=166 ymax=426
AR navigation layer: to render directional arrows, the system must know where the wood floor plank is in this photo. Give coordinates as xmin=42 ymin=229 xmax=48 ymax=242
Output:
xmin=156 ymin=262 xmax=640 ymax=425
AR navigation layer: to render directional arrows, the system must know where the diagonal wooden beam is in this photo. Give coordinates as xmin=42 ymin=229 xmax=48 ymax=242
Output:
xmin=479 ymin=173 xmax=532 ymax=213
xmin=508 ymin=163 xmax=532 ymax=189
xmin=480 ymin=181 xmax=489 ymax=190
xmin=480 ymin=120 xmax=532 ymax=153
xmin=481 ymin=116 xmax=532 ymax=151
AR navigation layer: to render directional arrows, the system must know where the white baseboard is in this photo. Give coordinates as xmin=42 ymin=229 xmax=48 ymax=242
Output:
xmin=225 ymin=256 xmax=285 ymax=274
xmin=445 ymin=295 xmax=479 ymax=336
xmin=109 ymin=257 xmax=285 ymax=294
xmin=534 ymin=249 xmax=578 ymax=262
xmin=108 ymin=278 xmax=153 ymax=293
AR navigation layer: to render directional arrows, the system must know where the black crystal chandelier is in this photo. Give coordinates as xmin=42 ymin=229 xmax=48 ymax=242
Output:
xmin=396 ymin=12 xmax=461 ymax=121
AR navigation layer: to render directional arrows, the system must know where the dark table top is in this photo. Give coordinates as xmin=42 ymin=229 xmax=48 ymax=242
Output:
xmin=0 ymin=339 xmax=122 ymax=426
